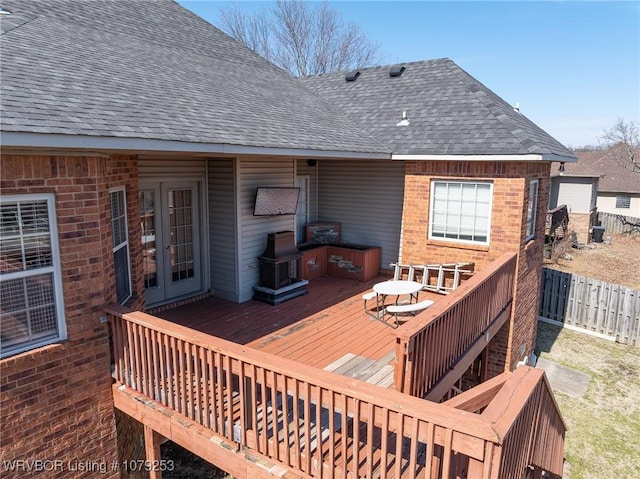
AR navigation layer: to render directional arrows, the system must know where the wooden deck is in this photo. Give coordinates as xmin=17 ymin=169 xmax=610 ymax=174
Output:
xmin=154 ymin=275 xmax=441 ymax=388
xmin=107 ymin=254 xmax=566 ymax=479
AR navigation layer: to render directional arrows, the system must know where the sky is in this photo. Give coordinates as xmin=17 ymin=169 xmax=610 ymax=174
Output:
xmin=178 ymin=1 xmax=640 ymax=148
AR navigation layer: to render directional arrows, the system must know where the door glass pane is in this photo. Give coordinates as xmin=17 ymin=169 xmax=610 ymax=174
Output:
xmin=168 ymin=188 xmax=194 ymax=282
xmin=140 ymin=190 xmax=158 ymax=289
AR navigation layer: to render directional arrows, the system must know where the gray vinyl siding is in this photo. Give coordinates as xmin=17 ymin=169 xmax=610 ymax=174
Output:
xmin=317 ymin=160 xmax=405 ymax=271
xmin=208 ymin=158 xmax=238 ymax=301
xmin=137 ymin=158 xmax=206 ymax=178
xmin=238 ymin=157 xmax=296 ymax=302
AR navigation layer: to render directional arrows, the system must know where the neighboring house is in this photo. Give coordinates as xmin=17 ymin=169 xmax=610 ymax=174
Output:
xmin=549 ymin=151 xmax=600 ymax=243
xmin=576 ymin=146 xmax=640 ymax=217
xmin=550 ymin=145 xmax=640 ymax=241
xmin=1 ymin=1 xmax=572 ymax=478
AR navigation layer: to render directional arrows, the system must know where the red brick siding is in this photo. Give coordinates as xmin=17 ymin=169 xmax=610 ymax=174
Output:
xmin=567 ymin=211 xmax=595 ymax=244
xmin=115 ymin=411 xmax=147 ymax=479
xmin=0 ymin=154 xmax=143 ymax=478
xmin=485 ymin=322 xmax=510 ymax=378
xmin=400 ymin=161 xmax=550 ymax=370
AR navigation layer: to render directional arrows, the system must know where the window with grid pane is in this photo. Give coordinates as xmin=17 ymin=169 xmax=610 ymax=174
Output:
xmin=110 ymin=188 xmax=132 ymax=304
xmin=429 ymin=181 xmax=492 ymax=245
xmin=615 ymin=195 xmax=631 ymax=209
xmin=0 ymin=194 xmax=66 ymax=358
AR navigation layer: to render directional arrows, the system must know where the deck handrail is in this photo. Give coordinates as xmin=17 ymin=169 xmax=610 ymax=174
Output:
xmin=107 ymin=304 xmax=506 ymax=478
xmin=394 ymin=252 xmax=517 ymax=398
xmin=482 ymin=366 xmax=566 ymax=479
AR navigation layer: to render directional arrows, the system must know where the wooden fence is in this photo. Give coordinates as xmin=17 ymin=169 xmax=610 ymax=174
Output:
xmin=597 ymin=211 xmax=640 ymax=237
xmin=539 ymin=267 xmax=640 ymax=347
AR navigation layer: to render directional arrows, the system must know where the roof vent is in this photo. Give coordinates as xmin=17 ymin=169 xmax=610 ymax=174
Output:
xmin=396 ymin=111 xmax=410 ymax=127
xmin=345 ymin=70 xmax=361 ymax=82
xmin=389 ymin=65 xmax=406 ymax=77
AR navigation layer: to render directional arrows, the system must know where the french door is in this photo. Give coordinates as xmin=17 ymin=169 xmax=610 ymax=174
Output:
xmin=140 ymin=181 xmax=202 ymax=305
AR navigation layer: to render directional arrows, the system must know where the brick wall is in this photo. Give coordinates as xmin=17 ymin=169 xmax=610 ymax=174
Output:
xmin=400 ymin=161 xmax=550 ymax=371
xmin=115 ymin=411 xmax=147 ymax=479
xmin=0 ymin=154 xmax=143 ymax=478
xmin=567 ymin=211 xmax=595 ymax=244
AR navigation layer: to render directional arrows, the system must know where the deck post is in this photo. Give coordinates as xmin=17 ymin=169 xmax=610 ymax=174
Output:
xmin=393 ymin=338 xmax=408 ymax=393
xmin=144 ymin=424 xmax=163 ymax=479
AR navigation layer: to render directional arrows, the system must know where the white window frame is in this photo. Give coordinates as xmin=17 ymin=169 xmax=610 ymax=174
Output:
xmin=525 ymin=179 xmax=539 ymax=241
xmin=615 ymin=195 xmax=631 ymax=209
xmin=429 ymin=180 xmax=493 ymax=246
xmin=0 ymin=193 xmax=66 ymax=358
xmin=110 ymin=187 xmax=132 ymax=304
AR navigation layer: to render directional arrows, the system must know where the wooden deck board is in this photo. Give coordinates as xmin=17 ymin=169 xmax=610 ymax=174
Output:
xmin=155 ymin=275 xmax=440 ymax=388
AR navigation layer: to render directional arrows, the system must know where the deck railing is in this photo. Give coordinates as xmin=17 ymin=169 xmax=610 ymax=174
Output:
xmin=107 ymin=305 xmax=517 ymax=478
xmin=443 ymin=366 xmax=566 ymax=478
xmin=394 ymin=253 xmax=517 ymax=399
xmin=481 ymin=367 xmax=566 ymax=478
xmin=546 ymin=204 xmax=569 ymax=237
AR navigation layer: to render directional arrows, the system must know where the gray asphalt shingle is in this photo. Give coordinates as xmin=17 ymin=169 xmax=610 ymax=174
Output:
xmin=0 ymin=0 xmax=389 ymax=155
xmin=301 ymin=59 xmax=576 ymax=158
xmin=554 ymin=146 xmax=640 ymax=194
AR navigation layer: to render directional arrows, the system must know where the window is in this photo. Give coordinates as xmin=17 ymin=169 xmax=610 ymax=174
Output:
xmin=0 ymin=194 xmax=66 ymax=358
xmin=526 ymin=179 xmax=539 ymax=240
xmin=429 ymin=181 xmax=492 ymax=245
xmin=615 ymin=195 xmax=631 ymax=209
xmin=110 ymin=188 xmax=132 ymax=304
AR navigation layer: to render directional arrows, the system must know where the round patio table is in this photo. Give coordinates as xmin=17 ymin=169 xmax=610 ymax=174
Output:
xmin=373 ymin=280 xmax=422 ymax=299
xmin=372 ymin=280 xmax=423 ymax=318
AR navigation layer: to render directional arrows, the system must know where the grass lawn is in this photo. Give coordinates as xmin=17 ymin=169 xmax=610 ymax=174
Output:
xmin=536 ymin=321 xmax=640 ymax=478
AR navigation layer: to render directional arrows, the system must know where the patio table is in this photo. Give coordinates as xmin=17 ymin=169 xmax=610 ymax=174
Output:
xmin=372 ymin=280 xmax=422 ymax=319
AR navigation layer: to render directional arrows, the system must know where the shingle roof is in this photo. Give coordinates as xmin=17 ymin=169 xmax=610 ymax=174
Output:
xmin=554 ymin=146 xmax=640 ymax=194
xmin=0 ymin=0 xmax=389 ymax=155
xmin=301 ymin=59 xmax=576 ymax=159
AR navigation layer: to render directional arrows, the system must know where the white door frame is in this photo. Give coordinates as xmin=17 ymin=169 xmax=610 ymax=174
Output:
xmin=140 ymin=179 xmax=203 ymax=305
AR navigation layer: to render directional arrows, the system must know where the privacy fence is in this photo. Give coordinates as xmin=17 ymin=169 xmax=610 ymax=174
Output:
xmin=597 ymin=211 xmax=640 ymax=237
xmin=539 ymin=267 xmax=640 ymax=347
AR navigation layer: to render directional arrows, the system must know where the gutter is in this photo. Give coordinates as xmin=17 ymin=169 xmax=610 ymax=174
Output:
xmin=0 ymin=132 xmax=392 ymax=160
xmin=392 ymin=153 xmax=578 ymax=163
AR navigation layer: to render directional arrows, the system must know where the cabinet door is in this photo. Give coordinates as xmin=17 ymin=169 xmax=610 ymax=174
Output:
xmin=327 ymin=247 xmax=355 ymax=278
xmin=301 ymin=247 xmax=327 ymax=281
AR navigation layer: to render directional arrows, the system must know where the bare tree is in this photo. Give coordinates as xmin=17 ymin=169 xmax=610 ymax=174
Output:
xmin=601 ymin=118 xmax=640 ymax=173
xmin=220 ymin=5 xmax=273 ymax=61
xmin=219 ymin=0 xmax=378 ymax=76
